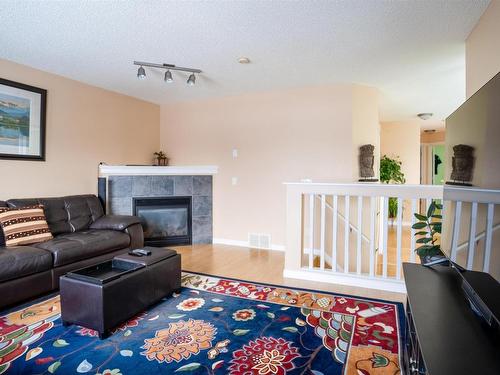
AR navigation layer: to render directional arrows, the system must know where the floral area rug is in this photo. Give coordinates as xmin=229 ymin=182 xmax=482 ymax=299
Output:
xmin=0 ymin=272 xmax=404 ymax=374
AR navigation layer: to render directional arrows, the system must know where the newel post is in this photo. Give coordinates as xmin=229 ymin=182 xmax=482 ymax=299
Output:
xmin=284 ymin=184 xmax=303 ymax=272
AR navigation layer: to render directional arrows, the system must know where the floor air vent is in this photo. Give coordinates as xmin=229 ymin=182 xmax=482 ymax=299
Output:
xmin=248 ymin=233 xmax=272 ymax=249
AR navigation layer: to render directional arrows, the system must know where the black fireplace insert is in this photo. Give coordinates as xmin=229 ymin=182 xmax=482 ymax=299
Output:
xmin=133 ymin=196 xmax=192 ymax=246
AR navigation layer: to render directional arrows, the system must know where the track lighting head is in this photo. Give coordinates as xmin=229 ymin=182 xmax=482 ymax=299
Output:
xmin=137 ymin=66 xmax=146 ymax=80
xmin=187 ymin=73 xmax=196 ymax=86
xmin=133 ymin=61 xmax=201 ymax=86
xmin=164 ymin=70 xmax=173 ymax=83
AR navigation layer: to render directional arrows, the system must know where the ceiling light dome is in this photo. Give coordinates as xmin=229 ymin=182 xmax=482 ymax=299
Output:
xmin=417 ymin=113 xmax=433 ymax=120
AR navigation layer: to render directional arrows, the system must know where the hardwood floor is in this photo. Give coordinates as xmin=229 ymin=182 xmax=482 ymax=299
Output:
xmin=172 ymin=244 xmax=406 ymax=303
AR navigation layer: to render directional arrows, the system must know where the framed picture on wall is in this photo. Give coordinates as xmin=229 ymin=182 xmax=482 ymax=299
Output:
xmin=0 ymin=78 xmax=46 ymax=161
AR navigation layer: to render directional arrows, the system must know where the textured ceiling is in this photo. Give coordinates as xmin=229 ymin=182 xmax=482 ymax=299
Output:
xmin=0 ymin=0 xmax=490 ymax=125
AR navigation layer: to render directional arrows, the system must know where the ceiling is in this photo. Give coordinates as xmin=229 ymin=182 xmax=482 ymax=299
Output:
xmin=0 ymin=1 xmax=490 ymax=127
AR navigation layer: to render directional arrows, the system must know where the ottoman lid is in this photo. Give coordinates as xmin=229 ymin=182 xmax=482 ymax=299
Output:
xmin=114 ymin=247 xmax=178 ymax=266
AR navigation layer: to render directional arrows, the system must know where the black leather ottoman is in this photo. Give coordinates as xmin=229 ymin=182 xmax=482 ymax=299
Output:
xmin=60 ymin=247 xmax=181 ymax=338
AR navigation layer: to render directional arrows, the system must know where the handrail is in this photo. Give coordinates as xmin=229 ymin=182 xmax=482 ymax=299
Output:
xmin=284 ymin=182 xmax=442 ymax=199
xmin=314 ymin=195 xmax=370 ymax=243
xmin=455 ymin=222 xmax=500 ymax=251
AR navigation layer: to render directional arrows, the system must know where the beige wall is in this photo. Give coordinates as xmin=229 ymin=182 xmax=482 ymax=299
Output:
xmin=352 ymin=86 xmax=380 ymax=181
xmin=466 ymin=0 xmax=500 ymax=98
xmin=0 ymin=59 xmax=160 ymax=199
xmin=161 ymin=85 xmax=379 ymax=246
xmin=380 ymin=121 xmax=421 ymax=184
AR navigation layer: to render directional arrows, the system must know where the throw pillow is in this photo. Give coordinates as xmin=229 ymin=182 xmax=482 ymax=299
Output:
xmin=0 ymin=205 xmax=53 ymax=247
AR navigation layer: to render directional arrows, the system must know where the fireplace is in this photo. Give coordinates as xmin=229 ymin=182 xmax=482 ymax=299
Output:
xmin=133 ymin=197 xmax=192 ymax=246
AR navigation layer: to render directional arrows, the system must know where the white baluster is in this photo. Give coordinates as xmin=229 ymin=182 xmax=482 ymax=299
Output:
xmin=410 ymin=199 xmax=417 ymax=263
xmin=369 ymin=197 xmax=376 ymax=277
xmin=396 ymin=197 xmax=403 ymax=279
xmin=450 ymin=201 xmax=462 ymax=262
xmin=382 ymin=196 xmax=389 ymax=278
xmin=332 ymin=195 xmax=338 ymax=273
xmin=483 ymin=203 xmax=494 ymax=273
xmin=466 ymin=202 xmax=478 ymax=270
xmin=344 ymin=196 xmax=350 ymax=274
xmin=308 ymin=194 xmax=314 ymax=269
xmin=320 ymin=195 xmax=326 ymax=270
xmin=357 ymin=196 xmax=363 ymax=275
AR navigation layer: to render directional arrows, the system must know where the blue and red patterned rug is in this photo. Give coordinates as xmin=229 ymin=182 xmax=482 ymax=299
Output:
xmin=0 ymin=272 xmax=404 ymax=374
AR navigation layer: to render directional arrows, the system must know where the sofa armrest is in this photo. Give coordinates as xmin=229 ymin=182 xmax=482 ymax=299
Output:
xmin=125 ymin=223 xmax=144 ymax=250
xmin=90 ymin=215 xmax=141 ymax=231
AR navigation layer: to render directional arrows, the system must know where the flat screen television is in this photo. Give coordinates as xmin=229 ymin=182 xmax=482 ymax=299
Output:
xmin=440 ymin=71 xmax=500 ymax=329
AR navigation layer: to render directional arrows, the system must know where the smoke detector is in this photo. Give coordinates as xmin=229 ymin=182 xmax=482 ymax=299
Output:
xmin=417 ymin=113 xmax=433 ymax=120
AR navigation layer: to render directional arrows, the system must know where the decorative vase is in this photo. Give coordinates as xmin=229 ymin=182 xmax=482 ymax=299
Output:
xmin=156 ymin=157 xmax=169 ymax=166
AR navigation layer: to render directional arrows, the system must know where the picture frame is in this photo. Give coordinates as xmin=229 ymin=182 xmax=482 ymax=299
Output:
xmin=0 ymin=78 xmax=46 ymax=161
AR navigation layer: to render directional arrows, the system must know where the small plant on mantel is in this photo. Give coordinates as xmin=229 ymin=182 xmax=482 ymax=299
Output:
xmin=154 ymin=151 xmax=169 ymax=166
xmin=412 ymin=201 xmax=443 ymax=259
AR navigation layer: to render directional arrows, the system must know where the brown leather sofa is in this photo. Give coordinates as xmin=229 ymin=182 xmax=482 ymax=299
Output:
xmin=0 ymin=195 xmax=144 ymax=310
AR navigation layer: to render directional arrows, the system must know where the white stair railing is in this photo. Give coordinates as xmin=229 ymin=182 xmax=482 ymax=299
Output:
xmin=284 ymin=182 xmax=500 ymax=293
xmin=284 ymin=182 xmax=442 ymax=292
xmin=446 ymin=186 xmax=500 ymax=273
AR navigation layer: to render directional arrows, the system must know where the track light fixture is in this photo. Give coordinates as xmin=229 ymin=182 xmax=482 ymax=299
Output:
xmin=164 ymin=70 xmax=173 ymax=83
xmin=137 ymin=66 xmax=146 ymax=79
xmin=134 ymin=61 xmax=201 ymax=86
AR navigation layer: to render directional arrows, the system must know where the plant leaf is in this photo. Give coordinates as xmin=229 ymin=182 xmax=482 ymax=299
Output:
xmin=414 ymin=231 xmax=428 ymax=236
xmin=416 ymin=237 xmax=432 ymax=244
xmin=412 ymin=222 xmax=427 ymax=229
xmin=175 ymin=362 xmax=201 ymax=372
xmin=282 ymin=326 xmax=298 ymax=333
xmin=232 ymin=329 xmax=250 ymax=336
xmin=427 ymin=201 xmax=436 ymax=217
xmin=414 ymin=213 xmax=428 ymax=221
xmin=431 ymin=214 xmax=442 ymax=219
xmin=48 ymin=361 xmax=61 ymax=373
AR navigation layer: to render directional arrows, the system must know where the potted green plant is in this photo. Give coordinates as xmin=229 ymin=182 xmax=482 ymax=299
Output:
xmin=380 ymin=155 xmax=406 ymax=222
xmin=412 ymin=201 xmax=443 ymax=263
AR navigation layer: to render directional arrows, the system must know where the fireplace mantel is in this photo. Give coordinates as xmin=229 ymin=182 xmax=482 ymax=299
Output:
xmin=99 ymin=165 xmax=218 ymax=177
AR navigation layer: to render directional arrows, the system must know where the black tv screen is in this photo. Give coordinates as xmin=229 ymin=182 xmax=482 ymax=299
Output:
xmin=443 ymin=71 xmax=500 ymax=283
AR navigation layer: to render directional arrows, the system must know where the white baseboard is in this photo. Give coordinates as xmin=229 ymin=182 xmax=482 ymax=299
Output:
xmin=283 ymin=268 xmax=407 ymax=293
xmin=213 ymin=238 xmax=285 ymax=252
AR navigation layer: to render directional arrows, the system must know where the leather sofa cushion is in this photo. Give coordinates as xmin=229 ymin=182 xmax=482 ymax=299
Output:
xmin=7 ymin=195 xmax=104 ymax=235
xmin=34 ymin=229 xmax=130 ymax=267
xmin=0 ymin=246 xmax=53 ymax=282
xmin=90 ymin=215 xmax=141 ymax=231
